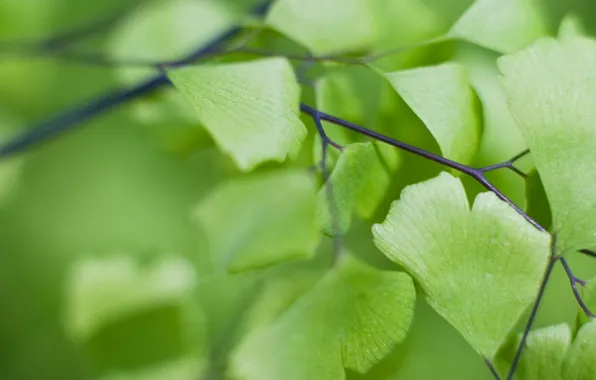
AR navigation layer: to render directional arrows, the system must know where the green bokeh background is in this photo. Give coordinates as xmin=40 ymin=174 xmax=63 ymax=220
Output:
xmin=1 ymin=0 xmax=595 ymax=379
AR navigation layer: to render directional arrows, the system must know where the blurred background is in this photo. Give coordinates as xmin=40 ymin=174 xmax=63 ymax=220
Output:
xmin=1 ymin=0 xmax=596 ymax=379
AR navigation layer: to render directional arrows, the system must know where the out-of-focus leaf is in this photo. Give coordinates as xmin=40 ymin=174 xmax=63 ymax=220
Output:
xmin=266 ymin=0 xmax=377 ymax=54
xmin=65 ymin=254 xmax=208 ymax=379
xmin=558 ymin=14 xmax=587 ymax=39
xmin=385 ymin=62 xmax=479 ymax=164
xmin=373 ymin=172 xmax=550 ymax=358
xmin=513 ymin=324 xmax=571 ymax=380
xmin=168 ymin=58 xmax=306 ymax=171
xmin=193 ymin=170 xmax=319 ymax=273
xmin=449 ymin=0 xmax=548 ymax=54
xmin=108 ymin=0 xmax=238 ymax=84
xmin=318 ymin=142 xmax=398 ymax=236
xmin=562 ymin=319 xmax=596 ymax=380
xmin=231 ymin=255 xmax=415 ymax=380
xmin=499 ymin=36 xmax=596 ymax=254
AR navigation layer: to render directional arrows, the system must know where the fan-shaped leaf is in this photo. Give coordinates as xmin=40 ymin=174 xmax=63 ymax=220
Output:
xmin=449 ymin=0 xmax=547 ymax=54
xmin=193 ymin=170 xmax=319 ymax=273
xmin=373 ymin=172 xmax=550 ymax=358
xmin=167 ymin=58 xmax=306 ymax=171
xmin=266 ymin=0 xmax=377 ymax=55
xmin=384 ymin=63 xmax=479 ymax=164
xmin=231 ymin=256 xmax=415 ymax=380
xmin=499 ymin=36 xmax=596 ymax=254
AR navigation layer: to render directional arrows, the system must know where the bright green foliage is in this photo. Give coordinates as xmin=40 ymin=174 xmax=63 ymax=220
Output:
xmin=373 ymin=172 xmax=550 ymax=358
xmin=512 ymin=324 xmax=571 ymax=380
xmin=242 ymin=270 xmax=322 ymax=333
xmin=193 ymin=170 xmax=319 ymax=273
xmin=108 ymin=0 xmax=237 ymax=84
xmin=65 ymin=254 xmax=199 ymax=340
xmin=266 ymin=0 xmax=377 ymax=55
xmin=64 ymin=254 xmax=208 ymax=380
xmin=458 ymin=47 xmax=527 ymax=206
xmin=577 ymin=277 xmax=596 ymax=327
xmin=230 ymin=256 xmax=415 ymax=380
xmin=167 ymin=58 xmax=306 ymax=171
xmin=449 ymin=0 xmax=547 ymax=54
xmin=127 ymin=89 xmax=213 ymax=156
xmin=385 ymin=63 xmax=479 ymax=164
xmin=558 ymin=14 xmax=587 ymax=39
xmin=499 ymin=36 xmax=596 ymax=254
xmin=562 ymin=319 xmax=596 ymax=380
xmin=317 ymin=142 xmax=398 ymax=236
xmin=504 ymin=321 xmax=596 ymax=380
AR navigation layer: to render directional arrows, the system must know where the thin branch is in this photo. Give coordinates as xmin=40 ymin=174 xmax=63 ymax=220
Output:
xmin=579 ymin=249 xmax=596 ymax=259
xmin=310 ymin=111 xmax=344 ymax=263
xmin=0 ymin=2 xmax=143 ymax=53
xmin=506 ymin=250 xmax=558 ymax=380
xmin=485 ymin=358 xmax=501 ymax=380
xmin=300 ymin=103 xmax=543 ymax=230
xmin=478 ymin=149 xmax=530 ymax=178
xmin=560 ymin=257 xmax=594 ymax=318
xmin=0 ymin=1 xmax=271 ymax=157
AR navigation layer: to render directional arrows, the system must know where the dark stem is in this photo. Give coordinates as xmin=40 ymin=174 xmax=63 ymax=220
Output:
xmin=506 ymin=240 xmax=558 ymax=380
xmin=485 ymin=358 xmax=501 ymax=380
xmin=560 ymin=257 xmax=594 ymax=318
xmin=0 ymin=1 xmax=271 ymax=157
xmin=310 ymin=112 xmax=344 ymax=263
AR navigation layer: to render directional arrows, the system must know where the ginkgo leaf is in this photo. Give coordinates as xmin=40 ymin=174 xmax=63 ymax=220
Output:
xmin=449 ymin=0 xmax=547 ymax=54
xmin=511 ymin=324 xmax=571 ymax=380
xmin=230 ymin=255 xmax=415 ymax=380
xmin=108 ymin=0 xmax=238 ymax=84
xmin=457 ymin=47 xmax=527 ymax=206
xmin=266 ymin=0 xmax=377 ymax=55
xmin=65 ymin=254 xmax=198 ymax=341
xmin=64 ymin=254 xmax=208 ymax=379
xmin=167 ymin=58 xmax=307 ymax=171
xmin=372 ymin=172 xmax=550 ymax=358
xmin=193 ymin=170 xmax=319 ymax=273
xmin=562 ymin=319 xmax=596 ymax=380
xmin=498 ymin=36 xmax=596 ymax=254
xmin=384 ymin=63 xmax=479 ymax=164
xmin=318 ymin=142 xmax=398 ymax=236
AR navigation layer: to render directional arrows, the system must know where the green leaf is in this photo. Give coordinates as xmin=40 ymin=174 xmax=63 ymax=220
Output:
xmin=562 ymin=319 xmax=596 ymax=380
xmin=558 ymin=14 xmax=587 ymax=39
xmin=230 ymin=256 xmax=415 ymax=380
xmin=108 ymin=0 xmax=238 ymax=84
xmin=513 ymin=324 xmax=571 ymax=380
xmin=577 ymin=276 xmax=596 ymax=327
xmin=65 ymin=254 xmax=199 ymax=341
xmin=449 ymin=0 xmax=547 ymax=54
xmin=64 ymin=254 xmax=208 ymax=379
xmin=372 ymin=172 xmax=550 ymax=358
xmin=193 ymin=170 xmax=319 ymax=273
xmin=457 ymin=46 xmax=527 ymax=206
xmin=128 ymin=89 xmax=213 ymax=156
xmin=167 ymin=58 xmax=307 ymax=171
xmin=266 ymin=0 xmax=377 ymax=55
xmin=498 ymin=36 xmax=596 ymax=254
xmin=384 ymin=63 xmax=479 ymax=164
xmin=318 ymin=142 xmax=398 ymax=236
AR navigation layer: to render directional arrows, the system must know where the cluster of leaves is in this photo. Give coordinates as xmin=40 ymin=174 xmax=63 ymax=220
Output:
xmin=2 ymin=0 xmax=596 ymax=379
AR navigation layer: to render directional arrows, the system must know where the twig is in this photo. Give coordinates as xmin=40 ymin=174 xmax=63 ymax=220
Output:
xmin=506 ymin=237 xmax=559 ymax=380
xmin=0 ymin=1 xmax=271 ymax=157
xmin=310 ymin=111 xmax=344 ymax=263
